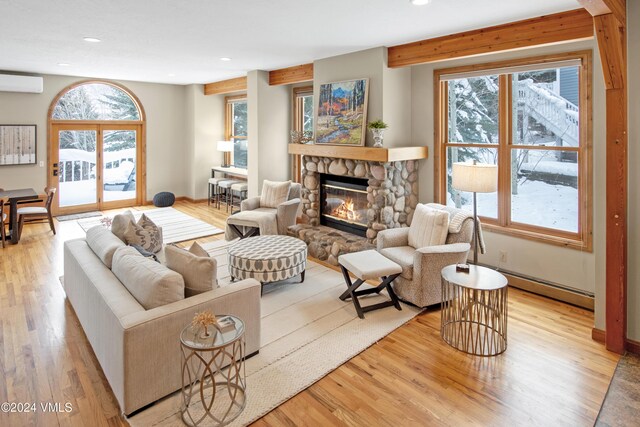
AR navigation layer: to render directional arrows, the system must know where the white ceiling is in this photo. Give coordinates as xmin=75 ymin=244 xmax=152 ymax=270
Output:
xmin=0 ymin=0 xmax=582 ymax=85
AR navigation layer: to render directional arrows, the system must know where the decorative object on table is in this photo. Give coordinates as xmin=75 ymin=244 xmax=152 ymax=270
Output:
xmin=191 ymin=310 xmax=218 ymax=339
xmin=217 ymin=140 xmax=234 ymax=168
xmin=451 ymin=161 xmax=498 ymax=265
xmin=440 ymin=264 xmax=508 ymax=356
xmin=367 ymin=119 xmax=388 ymax=148
xmin=290 ymin=130 xmax=314 ymax=144
xmin=455 ymin=263 xmax=470 ymax=273
xmin=0 ymin=125 xmax=36 ymax=165
xmin=152 ymin=191 xmax=175 ymax=207
xmin=216 ymin=315 xmax=237 ymax=333
xmin=180 ymin=315 xmax=246 ymax=426
xmin=315 ymin=78 xmax=369 ymax=146
xmin=100 ymin=216 xmax=113 ymax=228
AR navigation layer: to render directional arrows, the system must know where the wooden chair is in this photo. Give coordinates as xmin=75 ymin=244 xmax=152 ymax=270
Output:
xmin=0 ymin=197 xmax=7 ymax=248
xmin=17 ymin=187 xmax=56 ymax=239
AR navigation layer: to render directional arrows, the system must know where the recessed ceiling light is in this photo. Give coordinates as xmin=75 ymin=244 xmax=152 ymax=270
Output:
xmin=168 ymin=73 xmax=176 ymax=77
xmin=83 ymin=37 xmax=101 ymax=43
xmin=410 ymin=0 xmax=431 ymax=5
xmin=57 ymin=63 xmax=70 ymax=67
xmin=220 ymin=57 xmax=232 ymax=61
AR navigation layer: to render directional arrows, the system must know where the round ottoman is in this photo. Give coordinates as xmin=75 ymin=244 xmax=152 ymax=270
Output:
xmin=153 ymin=191 xmax=175 ymax=207
xmin=228 ymin=235 xmax=307 ymax=286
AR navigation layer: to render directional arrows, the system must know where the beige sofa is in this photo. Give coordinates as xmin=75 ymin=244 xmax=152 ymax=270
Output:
xmin=63 ymin=238 xmax=261 ymax=415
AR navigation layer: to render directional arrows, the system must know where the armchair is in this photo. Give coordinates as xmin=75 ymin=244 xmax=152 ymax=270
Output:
xmin=225 ymin=181 xmax=302 ymax=240
xmin=377 ymin=203 xmax=480 ymax=307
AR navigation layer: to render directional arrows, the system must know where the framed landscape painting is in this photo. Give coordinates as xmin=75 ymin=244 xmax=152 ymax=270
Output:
xmin=315 ymin=78 xmax=368 ymax=146
xmin=0 ymin=125 xmax=37 ymax=166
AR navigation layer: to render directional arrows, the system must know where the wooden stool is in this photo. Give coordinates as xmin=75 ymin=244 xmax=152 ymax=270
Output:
xmin=230 ymin=182 xmax=248 ymax=214
xmin=217 ymin=180 xmax=242 ymax=212
xmin=208 ymin=177 xmax=226 ymax=206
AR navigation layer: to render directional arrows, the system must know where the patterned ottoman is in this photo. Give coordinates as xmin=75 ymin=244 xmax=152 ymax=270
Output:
xmin=228 ymin=235 xmax=307 ymax=287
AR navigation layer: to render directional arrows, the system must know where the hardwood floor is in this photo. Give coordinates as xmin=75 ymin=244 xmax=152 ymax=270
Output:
xmin=0 ymin=201 xmax=619 ymax=426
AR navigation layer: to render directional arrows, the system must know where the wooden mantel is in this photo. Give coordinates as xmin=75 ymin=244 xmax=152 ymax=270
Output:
xmin=288 ymin=144 xmax=428 ymax=162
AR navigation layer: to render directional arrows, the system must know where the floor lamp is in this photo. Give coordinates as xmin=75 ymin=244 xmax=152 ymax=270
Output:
xmin=452 ymin=161 xmax=498 ymax=265
xmin=217 ymin=140 xmax=234 ymax=168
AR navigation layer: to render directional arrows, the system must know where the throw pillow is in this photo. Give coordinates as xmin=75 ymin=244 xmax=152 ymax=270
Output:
xmin=124 ymin=214 xmax=163 ymax=253
xmin=408 ymin=204 xmax=450 ymax=249
xmin=85 ymin=225 xmax=126 ymax=269
xmin=188 ymin=241 xmax=209 ymax=257
xmin=111 ymin=210 xmax=136 ymax=242
xmin=112 ymin=246 xmax=184 ymax=310
xmin=165 ymin=244 xmax=217 ymax=297
xmin=260 ymin=180 xmax=291 ymax=208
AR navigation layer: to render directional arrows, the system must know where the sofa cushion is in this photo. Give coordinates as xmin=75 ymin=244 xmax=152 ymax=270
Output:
xmin=124 ymin=214 xmax=163 ymax=253
xmin=408 ymin=204 xmax=450 ymax=249
xmin=379 ymin=246 xmax=415 ymax=279
xmin=188 ymin=241 xmax=209 ymax=257
xmin=165 ymin=244 xmax=217 ymax=297
xmin=111 ymin=210 xmax=136 ymax=242
xmin=85 ymin=225 xmax=126 ymax=269
xmin=112 ymin=246 xmax=184 ymax=310
xmin=260 ymin=180 xmax=291 ymax=208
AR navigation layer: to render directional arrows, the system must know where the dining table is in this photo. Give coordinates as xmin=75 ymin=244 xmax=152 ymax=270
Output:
xmin=0 ymin=188 xmax=39 ymax=244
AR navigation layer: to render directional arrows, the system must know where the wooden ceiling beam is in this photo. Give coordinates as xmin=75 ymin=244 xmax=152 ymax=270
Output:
xmin=577 ymin=0 xmax=626 ymax=23
xmin=204 ymin=76 xmax=247 ymax=95
xmin=269 ymin=63 xmax=314 ymax=86
xmin=387 ymin=9 xmax=594 ymax=68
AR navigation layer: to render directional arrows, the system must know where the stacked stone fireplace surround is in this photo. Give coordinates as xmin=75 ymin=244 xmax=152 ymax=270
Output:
xmin=287 ymin=155 xmax=419 ymax=266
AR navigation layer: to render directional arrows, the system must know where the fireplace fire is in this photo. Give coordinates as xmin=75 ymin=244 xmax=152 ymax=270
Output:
xmin=320 ymin=174 xmax=368 ymax=237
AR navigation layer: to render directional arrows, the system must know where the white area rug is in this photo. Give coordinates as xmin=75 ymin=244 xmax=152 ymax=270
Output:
xmin=128 ymin=240 xmax=422 ymax=427
xmin=77 ymin=207 xmax=223 ymax=244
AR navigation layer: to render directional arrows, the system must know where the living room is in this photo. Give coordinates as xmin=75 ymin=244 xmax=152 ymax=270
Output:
xmin=0 ymin=0 xmax=638 ymax=426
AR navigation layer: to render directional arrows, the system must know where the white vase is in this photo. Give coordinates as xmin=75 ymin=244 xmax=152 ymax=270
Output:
xmin=371 ymin=129 xmax=385 ymax=148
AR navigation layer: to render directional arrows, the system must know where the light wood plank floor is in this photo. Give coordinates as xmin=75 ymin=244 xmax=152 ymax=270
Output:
xmin=0 ymin=201 xmax=619 ymax=426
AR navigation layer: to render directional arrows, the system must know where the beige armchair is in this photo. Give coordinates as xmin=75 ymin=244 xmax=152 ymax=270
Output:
xmin=377 ymin=203 xmax=480 ymax=307
xmin=225 ymin=180 xmax=302 ymax=240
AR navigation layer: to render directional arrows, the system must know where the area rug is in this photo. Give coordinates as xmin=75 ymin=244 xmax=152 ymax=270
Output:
xmin=128 ymin=240 xmax=422 ymax=426
xmin=596 ymin=352 xmax=640 ymax=426
xmin=77 ymin=207 xmax=223 ymax=244
xmin=56 ymin=211 xmax=103 ymax=222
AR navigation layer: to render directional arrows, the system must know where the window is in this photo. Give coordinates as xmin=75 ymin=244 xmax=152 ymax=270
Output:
xmin=292 ymin=86 xmax=314 ymax=181
xmin=52 ymin=83 xmax=141 ymax=120
xmin=225 ymin=95 xmax=247 ymax=169
xmin=435 ymin=52 xmax=592 ymax=250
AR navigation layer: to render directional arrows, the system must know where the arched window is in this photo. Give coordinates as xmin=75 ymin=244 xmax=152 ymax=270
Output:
xmin=52 ymin=82 xmax=142 ymax=120
xmin=48 ymin=81 xmax=146 ymax=214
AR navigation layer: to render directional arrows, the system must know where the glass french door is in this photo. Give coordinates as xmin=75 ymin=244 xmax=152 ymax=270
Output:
xmin=50 ymin=123 xmax=142 ymax=215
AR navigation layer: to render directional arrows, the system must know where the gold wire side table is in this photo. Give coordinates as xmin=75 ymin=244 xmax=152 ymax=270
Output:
xmin=441 ymin=265 xmax=508 ymax=356
xmin=180 ymin=315 xmax=246 ymax=426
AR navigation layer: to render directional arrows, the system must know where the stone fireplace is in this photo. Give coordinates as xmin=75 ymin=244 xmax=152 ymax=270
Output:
xmin=286 ymin=144 xmax=426 ymax=265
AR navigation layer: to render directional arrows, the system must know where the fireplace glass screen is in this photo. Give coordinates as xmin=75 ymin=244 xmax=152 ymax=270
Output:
xmin=320 ymin=175 xmax=368 ymax=236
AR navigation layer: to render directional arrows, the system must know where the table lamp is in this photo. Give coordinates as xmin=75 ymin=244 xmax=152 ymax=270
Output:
xmin=217 ymin=140 xmax=234 ymax=168
xmin=452 ymin=161 xmax=498 ymax=265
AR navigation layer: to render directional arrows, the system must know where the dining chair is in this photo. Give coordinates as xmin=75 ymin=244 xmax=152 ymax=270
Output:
xmin=0 ymin=197 xmax=7 ymax=248
xmin=17 ymin=187 xmax=57 ymax=239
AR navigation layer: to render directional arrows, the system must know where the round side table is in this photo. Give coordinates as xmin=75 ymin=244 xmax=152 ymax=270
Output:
xmin=440 ymin=265 xmax=508 ymax=356
xmin=180 ymin=315 xmax=246 ymax=426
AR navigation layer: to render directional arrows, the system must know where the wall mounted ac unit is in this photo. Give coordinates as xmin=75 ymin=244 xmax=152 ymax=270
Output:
xmin=0 ymin=74 xmax=44 ymax=93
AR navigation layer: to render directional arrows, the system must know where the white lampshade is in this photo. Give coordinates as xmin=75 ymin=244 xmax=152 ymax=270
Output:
xmin=217 ymin=140 xmax=234 ymax=152
xmin=452 ymin=162 xmax=498 ymax=193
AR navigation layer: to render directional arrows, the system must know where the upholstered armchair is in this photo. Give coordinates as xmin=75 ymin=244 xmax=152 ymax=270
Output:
xmin=239 ymin=181 xmax=302 ymax=235
xmin=377 ymin=203 xmax=481 ymax=307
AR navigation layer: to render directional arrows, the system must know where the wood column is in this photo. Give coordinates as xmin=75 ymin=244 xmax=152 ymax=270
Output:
xmin=579 ymin=0 xmax=628 ymax=353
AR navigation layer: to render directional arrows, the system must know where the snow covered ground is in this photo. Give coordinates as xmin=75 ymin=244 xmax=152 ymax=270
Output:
xmin=448 ymin=179 xmax=578 ymax=233
xmin=59 ymin=180 xmax=135 ymax=207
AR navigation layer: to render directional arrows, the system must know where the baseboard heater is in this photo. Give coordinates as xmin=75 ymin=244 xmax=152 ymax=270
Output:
xmin=482 ymin=264 xmax=595 ymax=310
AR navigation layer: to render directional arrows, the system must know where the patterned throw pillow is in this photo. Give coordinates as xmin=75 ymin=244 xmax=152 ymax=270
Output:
xmin=124 ymin=214 xmax=163 ymax=253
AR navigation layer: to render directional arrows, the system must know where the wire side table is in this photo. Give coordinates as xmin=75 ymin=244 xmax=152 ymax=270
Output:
xmin=441 ymin=265 xmax=508 ymax=356
xmin=180 ymin=315 xmax=246 ymax=426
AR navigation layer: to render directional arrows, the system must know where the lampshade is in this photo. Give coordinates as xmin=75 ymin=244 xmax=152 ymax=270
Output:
xmin=452 ymin=162 xmax=498 ymax=193
xmin=216 ymin=140 xmax=234 ymax=152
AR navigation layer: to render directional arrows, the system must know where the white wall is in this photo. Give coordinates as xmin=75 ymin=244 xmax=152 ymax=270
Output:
xmin=626 ymin=0 xmax=640 ymax=341
xmin=0 ymin=74 xmax=189 ymax=199
xmin=247 ymin=70 xmax=290 ymax=197
xmin=185 ymin=85 xmax=225 ymax=200
xmin=410 ymin=39 xmax=606 ymax=304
